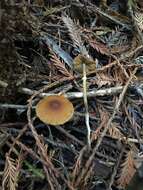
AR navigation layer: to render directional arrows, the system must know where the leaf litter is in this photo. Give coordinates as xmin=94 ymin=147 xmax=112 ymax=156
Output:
xmin=0 ymin=0 xmax=143 ymax=190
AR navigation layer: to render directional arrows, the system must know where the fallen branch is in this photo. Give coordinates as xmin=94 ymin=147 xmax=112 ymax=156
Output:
xmin=20 ymin=86 xmax=124 ymax=98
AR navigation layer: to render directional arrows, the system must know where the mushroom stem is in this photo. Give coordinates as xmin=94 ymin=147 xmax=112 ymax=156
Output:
xmin=82 ymin=63 xmax=91 ymax=150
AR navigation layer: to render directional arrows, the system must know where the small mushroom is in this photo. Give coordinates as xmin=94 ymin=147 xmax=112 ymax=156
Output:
xmin=73 ymin=54 xmax=96 ymax=73
xmin=36 ymin=95 xmax=74 ymax=126
xmin=73 ymin=54 xmax=94 ymax=149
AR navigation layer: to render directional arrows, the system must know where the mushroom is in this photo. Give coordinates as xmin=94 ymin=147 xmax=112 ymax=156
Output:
xmin=73 ymin=54 xmax=96 ymax=149
xmin=73 ymin=54 xmax=96 ymax=73
xmin=36 ymin=95 xmax=74 ymax=126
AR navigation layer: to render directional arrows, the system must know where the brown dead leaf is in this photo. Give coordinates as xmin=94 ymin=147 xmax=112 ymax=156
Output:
xmin=109 ymin=123 xmax=125 ymax=140
xmin=91 ymin=109 xmax=109 ymax=141
xmin=96 ymin=72 xmax=114 ymax=87
xmin=117 ymin=149 xmax=138 ymax=189
xmin=89 ymin=39 xmax=110 ymax=55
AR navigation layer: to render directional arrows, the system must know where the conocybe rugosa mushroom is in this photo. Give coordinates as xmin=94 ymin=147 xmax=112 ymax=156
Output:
xmin=36 ymin=95 xmax=74 ymax=126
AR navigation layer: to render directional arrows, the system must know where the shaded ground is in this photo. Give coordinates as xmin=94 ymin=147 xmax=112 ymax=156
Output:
xmin=0 ymin=0 xmax=143 ymax=190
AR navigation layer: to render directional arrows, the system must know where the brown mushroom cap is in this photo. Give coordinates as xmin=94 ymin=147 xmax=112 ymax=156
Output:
xmin=36 ymin=95 xmax=74 ymax=126
xmin=73 ymin=54 xmax=96 ymax=73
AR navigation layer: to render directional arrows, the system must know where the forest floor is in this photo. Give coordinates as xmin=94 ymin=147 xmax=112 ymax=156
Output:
xmin=0 ymin=0 xmax=143 ymax=190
